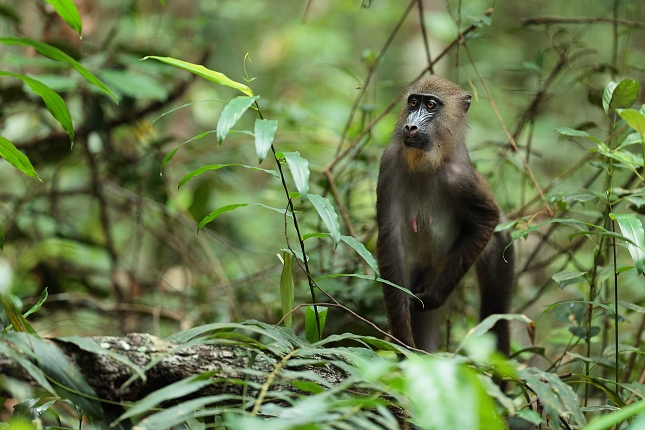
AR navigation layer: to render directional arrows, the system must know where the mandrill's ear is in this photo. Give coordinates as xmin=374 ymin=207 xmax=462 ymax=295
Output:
xmin=460 ymin=94 xmax=472 ymax=112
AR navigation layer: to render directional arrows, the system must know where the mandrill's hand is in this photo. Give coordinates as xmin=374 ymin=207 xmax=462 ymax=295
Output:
xmin=413 ymin=287 xmax=449 ymax=312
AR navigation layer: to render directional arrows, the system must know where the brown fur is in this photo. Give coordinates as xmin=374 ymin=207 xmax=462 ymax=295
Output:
xmin=376 ymin=76 xmax=514 ymax=353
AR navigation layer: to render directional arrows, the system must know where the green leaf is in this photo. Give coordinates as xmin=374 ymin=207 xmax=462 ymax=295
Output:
xmin=0 ymin=72 xmax=73 ymax=144
xmin=404 ymin=357 xmax=506 ymax=430
xmin=315 ymin=273 xmax=421 ymax=305
xmin=0 ymin=293 xmax=36 ymax=334
xmin=590 ymin=142 xmax=643 ymax=179
xmin=554 ymin=127 xmax=601 ymax=144
xmin=340 ymin=235 xmax=379 ymax=276
xmin=617 ymin=108 xmax=645 ymax=137
xmin=280 ymin=252 xmax=295 ymax=329
xmin=307 ymin=194 xmax=340 ymax=248
xmin=0 ymin=137 xmax=40 ymax=180
xmin=610 ymin=213 xmax=645 ymax=274
xmin=508 ymin=218 xmax=591 ymax=251
xmin=582 ymin=400 xmax=645 ymax=430
xmin=254 ymin=119 xmax=278 ymax=163
xmin=0 ymin=37 xmax=117 ymax=103
xmin=253 ymin=203 xmax=293 ymax=218
xmin=552 ymin=271 xmax=588 ymax=289
xmin=161 ymin=130 xmax=215 ymax=171
xmin=0 ymin=342 xmax=56 ymax=394
xmin=542 ymin=372 xmax=586 ymax=427
xmin=44 ymin=0 xmax=82 ymax=35
xmin=138 ymin=395 xmax=239 ymax=430
xmin=142 ymin=56 xmax=253 ymax=96
xmin=115 ymin=372 xmax=218 ymax=425
xmin=177 ymin=163 xmax=278 ymax=190
xmin=519 ymin=369 xmax=561 ymax=428
xmin=456 ymin=314 xmax=534 ymax=353
xmin=603 ymin=79 xmax=639 ymax=114
xmin=217 ymin=96 xmax=259 ymax=143
xmin=6 ymin=332 xmax=103 ymax=419
xmin=282 ymin=151 xmax=310 ymax=201
xmin=22 ymin=288 xmax=48 ymax=320
xmin=197 ymin=204 xmax=248 ymax=232
xmin=305 ymin=306 xmax=327 ymax=343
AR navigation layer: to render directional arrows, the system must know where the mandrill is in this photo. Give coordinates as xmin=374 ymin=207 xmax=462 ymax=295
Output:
xmin=376 ymin=75 xmax=514 ymax=353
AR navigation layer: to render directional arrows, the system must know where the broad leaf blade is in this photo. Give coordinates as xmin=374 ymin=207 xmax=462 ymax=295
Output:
xmin=617 ymin=108 xmax=645 ymax=137
xmin=307 ymin=194 xmax=340 ymax=248
xmin=0 ymin=37 xmax=116 ymax=102
xmin=280 ymin=252 xmax=295 ymax=329
xmin=554 ymin=127 xmax=601 ymax=144
xmin=552 ymin=271 xmax=588 ymax=289
xmin=216 ymin=96 xmax=259 ymax=143
xmin=610 ymin=213 xmax=645 ymax=274
xmin=6 ymin=332 xmax=104 ymax=419
xmin=583 ymin=400 xmax=645 ymax=430
xmin=197 ymin=204 xmax=248 ymax=232
xmin=282 ymin=151 xmax=310 ymax=201
xmin=0 ymin=137 xmax=40 ymax=180
xmin=254 ymin=118 xmax=278 ymax=163
xmin=340 ymin=235 xmax=379 ymax=276
xmin=142 ymin=56 xmax=253 ymax=96
xmin=603 ymin=79 xmax=639 ymax=114
xmin=115 ymin=372 xmax=218 ymax=425
xmin=44 ymin=0 xmax=82 ymax=34
xmin=0 ymin=72 xmax=74 ymax=144
xmin=305 ymin=306 xmax=327 ymax=343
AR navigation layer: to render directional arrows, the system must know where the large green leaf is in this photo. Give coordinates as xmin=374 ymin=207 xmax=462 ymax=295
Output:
xmin=280 ymin=252 xmax=295 ymax=329
xmin=0 ymin=136 xmax=40 ymax=180
xmin=0 ymin=37 xmax=116 ymax=102
xmin=307 ymin=194 xmax=340 ymax=248
xmin=340 ymin=235 xmax=379 ymax=276
xmin=282 ymin=151 xmax=310 ymax=201
xmin=610 ymin=213 xmax=645 ymax=274
xmin=216 ymin=96 xmax=259 ymax=143
xmin=404 ymin=357 xmax=505 ymax=430
xmin=6 ymin=332 xmax=104 ymax=419
xmin=197 ymin=204 xmax=249 ymax=232
xmin=581 ymin=400 xmax=645 ymax=430
xmin=0 ymin=342 xmax=56 ymax=394
xmin=139 ymin=395 xmax=240 ymax=430
xmin=254 ymin=118 xmax=278 ymax=163
xmin=142 ymin=56 xmax=254 ymax=96
xmin=115 ymin=372 xmax=218 ymax=425
xmin=44 ymin=0 xmax=82 ymax=35
xmin=305 ymin=305 xmax=327 ymax=343
xmin=617 ymin=108 xmax=645 ymax=137
xmin=0 ymin=71 xmax=73 ymax=143
xmin=602 ymin=79 xmax=639 ymax=114
xmin=456 ymin=314 xmax=534 ymax=353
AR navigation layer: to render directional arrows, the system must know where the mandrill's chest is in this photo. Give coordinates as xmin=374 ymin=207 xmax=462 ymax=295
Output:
xmin=397 ymin=174 xmax=460 ymax=262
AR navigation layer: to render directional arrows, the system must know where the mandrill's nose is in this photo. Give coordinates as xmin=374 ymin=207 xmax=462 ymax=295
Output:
xmin=403 ymin=124 xmax=418 ymax=137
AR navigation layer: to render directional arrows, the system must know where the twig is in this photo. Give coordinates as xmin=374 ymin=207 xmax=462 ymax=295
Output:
xmin=521 ymin=16 xmax=645 ymax=30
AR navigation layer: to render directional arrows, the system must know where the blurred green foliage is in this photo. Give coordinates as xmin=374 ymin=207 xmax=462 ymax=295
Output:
xmin=0 ymin=0 xmax=645 ymax=428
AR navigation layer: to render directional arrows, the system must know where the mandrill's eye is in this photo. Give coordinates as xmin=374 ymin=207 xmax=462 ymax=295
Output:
xmin=426 ymin=100 xmax=436 ymax=109
xmin=409 ymin=98 xmax=418 ymax=109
